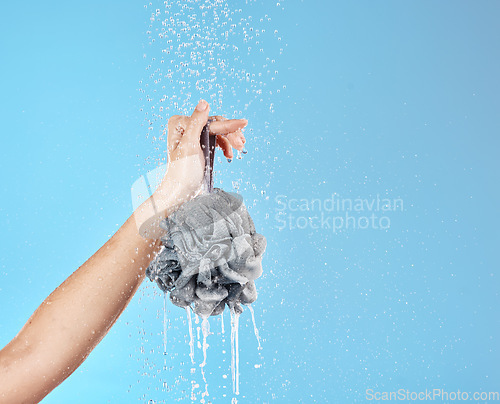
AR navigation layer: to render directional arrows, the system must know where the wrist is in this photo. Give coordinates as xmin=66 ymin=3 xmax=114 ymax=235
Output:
xmin=133 ymin=153 xmax=205 ymax=239
xmin=133 ymin=178 xmax=200 ymax=240
xmin=132 ymin=183 xmax=176 ymax=240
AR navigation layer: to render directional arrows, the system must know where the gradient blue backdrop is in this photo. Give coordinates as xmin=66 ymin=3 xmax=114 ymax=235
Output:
xmin=1 ymin=1 xmax=499 ymax=403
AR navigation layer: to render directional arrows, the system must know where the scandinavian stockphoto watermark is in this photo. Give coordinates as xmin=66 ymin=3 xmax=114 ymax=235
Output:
xmin=275 ymin=194 xmax=403 ymax=232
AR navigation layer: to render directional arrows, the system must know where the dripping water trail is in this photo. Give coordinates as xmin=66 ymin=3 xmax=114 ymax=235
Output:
xmin=186 ymin=306 xmax=195 ymax=364
xmin=200 ymin=317 xmax=210 ymax=367
xmin=200 ymin=317 xmax=210 ymax=402
xmin=163 ymin=292 xmax=168 ymax=355
xmin=230 ymin=307 xmax=240 ymax=396
xmin=187 ymin=306 xmax=198 ymax=401
xmin=235 ymin=312 xmax=240 ymax=395
xmin=247 ymin=305 xmax=262 ymax=350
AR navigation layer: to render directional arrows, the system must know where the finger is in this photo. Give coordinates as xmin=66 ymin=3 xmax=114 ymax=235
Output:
xmin=209 ymin=118 xmax=248 ymax=135
xmin=225 ymin=129 xmax=246 ymax=151
xmin=184 ymin=99 xmax=210 ymax=141
xmin=216 ymin=135 xmax=233 ymax=159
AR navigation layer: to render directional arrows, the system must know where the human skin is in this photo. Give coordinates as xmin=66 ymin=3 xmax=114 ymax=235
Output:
xmin=0 ymin=100 xmax=247 ymax=404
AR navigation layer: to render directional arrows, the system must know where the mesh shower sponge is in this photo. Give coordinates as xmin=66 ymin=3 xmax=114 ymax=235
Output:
xmin=146 ymin=188 xmax=266 ymax=318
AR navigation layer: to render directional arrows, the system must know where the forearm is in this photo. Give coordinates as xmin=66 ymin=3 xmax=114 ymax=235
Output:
xmin=0 ymin=198 xmax=162 ymax=404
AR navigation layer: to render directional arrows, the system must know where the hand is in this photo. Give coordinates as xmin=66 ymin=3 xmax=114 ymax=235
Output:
xmin=168 ymin=101 xmax=247 ymax=160
xmin=136 ymin=100 xmax=248 ymax=238
xmin=159 ymin=99 xmax=248 ymax=200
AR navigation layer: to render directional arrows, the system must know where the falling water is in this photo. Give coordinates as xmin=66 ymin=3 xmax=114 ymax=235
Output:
xmin=247 ymin=304 xmax=262 ymax=350
xmin=199 ymin=317 xmax=211 ymax=403
xmin=221 ymin=310 xmax=225 ymax=334
xmin=186 ymin=307 xmax=195 ymax=364
xmin=229 ymin=306 xmax=240 ymax=396
xmin=163 ymin=292 xmax=168 ymax=355
xmin=139 ymin=0 xmax=284 ymax=398
xmin=200 ymin=317 xmax=210 ymax=368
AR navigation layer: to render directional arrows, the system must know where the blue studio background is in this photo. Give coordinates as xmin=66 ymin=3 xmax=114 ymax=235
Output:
xmin=1 ymin=1 xmax=499 ymax=403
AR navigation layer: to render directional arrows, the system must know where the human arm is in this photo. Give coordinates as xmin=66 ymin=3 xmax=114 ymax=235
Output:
xmin=0 ymin=100 xmax=247 ymax=404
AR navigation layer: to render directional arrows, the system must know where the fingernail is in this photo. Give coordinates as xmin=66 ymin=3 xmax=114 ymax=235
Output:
xmin=242 ymin=148 xmax=248 ymax=154
xmin=227 ymin=158 xmax=232 ymax=163
xmin=241 ymin=119 xmax=248 ymax=126
xmin=196 ymin=99 xmax=208 ymax=111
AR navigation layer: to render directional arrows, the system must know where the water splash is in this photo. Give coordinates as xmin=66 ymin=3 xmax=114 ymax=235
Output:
xmin=140 ymin=0 xmax=285 ymax=186
xmin=138 ymin=0 xmax=285 ymax=399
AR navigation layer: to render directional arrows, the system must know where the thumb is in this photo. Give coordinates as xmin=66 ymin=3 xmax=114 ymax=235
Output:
xmin=185 ymin=99 xmax=210 ymax=141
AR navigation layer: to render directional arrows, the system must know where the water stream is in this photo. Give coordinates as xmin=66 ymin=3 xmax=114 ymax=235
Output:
xmin=247 ymin=305 xmax=262 ymax=351
xmin=186 ymin=306 xmax=195 ymax=365
xmin=229 ymin=306 xmax=241 ymax=396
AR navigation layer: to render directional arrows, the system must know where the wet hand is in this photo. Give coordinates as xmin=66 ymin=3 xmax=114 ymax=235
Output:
xmin=158 ymin=100 xmax=248 ymax=204
xmin=167 ymin=100 xmax=247 ymax=161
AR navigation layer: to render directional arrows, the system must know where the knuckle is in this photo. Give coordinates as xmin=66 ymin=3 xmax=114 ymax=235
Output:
xmin=186 ymin=117 xmax=198 ymax=129
xmin=168 ymin=115 xmax=185 ymax=127
xmin=167 ymin=116 xmax=179 ymax=128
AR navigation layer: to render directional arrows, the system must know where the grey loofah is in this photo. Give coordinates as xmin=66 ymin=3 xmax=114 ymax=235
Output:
xmin=146 ymin=188 xmax=266 ymax=318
